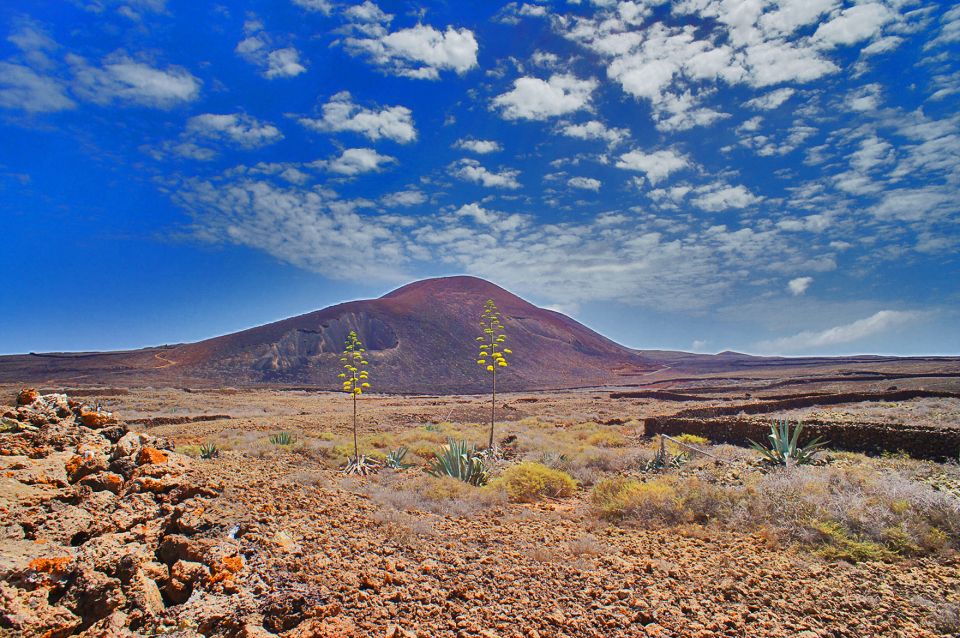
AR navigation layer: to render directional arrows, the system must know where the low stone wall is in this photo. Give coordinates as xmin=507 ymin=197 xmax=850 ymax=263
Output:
xmin=668 ymin=389 xmax=960 ymax=419
xmin=644 ymin=416 xmax=960 ymax=460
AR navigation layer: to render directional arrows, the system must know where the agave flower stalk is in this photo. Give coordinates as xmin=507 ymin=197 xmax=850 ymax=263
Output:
xmin=338 ymin=330 xmax=370 ymax=463
xmin=476 ymin=299 xmax=511 ymax=450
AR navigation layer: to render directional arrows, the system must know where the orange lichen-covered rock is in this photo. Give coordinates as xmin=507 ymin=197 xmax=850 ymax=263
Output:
xmin=28 ymin=556 xmax=73 ymax=575
xmin=136 ymin=447 xmax=168 ymax=466
xmin=16 ymin=388 xmax=39 ymax=406
xmin=80 ymin=410 xmax=115 ymax=428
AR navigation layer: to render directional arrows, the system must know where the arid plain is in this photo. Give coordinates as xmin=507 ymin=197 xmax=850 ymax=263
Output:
xmin=3 ymin=358 xmax=960 ymax=637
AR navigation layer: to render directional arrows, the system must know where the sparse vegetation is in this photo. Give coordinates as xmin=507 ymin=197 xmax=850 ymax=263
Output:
xmin=385 ymin=446 xmax=413 ymax=469
xmin=199 ymin=442 xmax=220 ymax=459
xmin=269 ymin=432 xmax=295 ymax=446
xmin=492 ymin=461 xmax=577 ymax=502
xmin=428 ymin=438 xmax=490 ymax=486
xmin=749 ymin=419 xmax=827 ymax=466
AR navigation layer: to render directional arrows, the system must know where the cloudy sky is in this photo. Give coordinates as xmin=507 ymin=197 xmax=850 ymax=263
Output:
xmin=1 ymin=0 xmax=958 ymax=356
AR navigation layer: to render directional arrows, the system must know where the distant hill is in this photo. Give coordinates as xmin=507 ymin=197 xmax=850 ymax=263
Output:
xmin=2 ymin=276 xmax=958 ymax=393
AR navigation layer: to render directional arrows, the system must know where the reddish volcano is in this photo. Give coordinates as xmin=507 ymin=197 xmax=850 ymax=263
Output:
xmin=0 ymin=277 xmax=659 ymax=392
xmin=162 ymin=276 xmax=659 ymax=392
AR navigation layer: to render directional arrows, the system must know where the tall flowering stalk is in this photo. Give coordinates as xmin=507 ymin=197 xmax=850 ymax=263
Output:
xmin=338 ymin=330 xmax=370 ymax=464
xmin=475 ymin=300 xmax=511 ymax=449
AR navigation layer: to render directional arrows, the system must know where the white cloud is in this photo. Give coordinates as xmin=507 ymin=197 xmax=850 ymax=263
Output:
xmin=691 ymin=183 xmax=763 ymax=212
xmin=450 ymin=158 xmax=521 ymax=189
xmin=291 ymin=0 xmax=331 ymax=13
xmin=787 ymin=276 xmax=813 ymax=296
xmin=264 ymin=48 xmax=307 ymax=79
xmin=616 ymin=148 xmax=689 ymax=185
xmin=68 ymin=53 xmax=200 ymax=107
xmin=756 ymin=310 xmax=922 ymax=353
xmin=454 ymin=138 xmax=502 ymax=154
xmin=176 ymin=178 xmax=410 ymax=281
xmin=236 ymin=19 xmax=306 ymax=79
xmin=298 ymin=91 xmax=416 ymax=144
xmin=186 ymin=113 xmax=283 ymax=148
xmin=0 ymin=62 xmax=74 ymax=112
xmin=759 ymin=0 xmax=840 ymax=36
xmin=813 ymin=3 xmax=894 ymax=49
xmin=313 ymin=148 xmax=397 ymax=175
xmin=381 ymin=189 xmax=426 ymax=207
xmin=344 ymin=10 xmax=478 ymax=80
xmin=492 ymin=74 xmax=597 ymax=120
xmin=743 ymin=87 xmax=795 ymax=110
xmin=560 ymin=120 xmax=629 ymax=146
xmin=568 ymin=176 xmax=601 ymax=191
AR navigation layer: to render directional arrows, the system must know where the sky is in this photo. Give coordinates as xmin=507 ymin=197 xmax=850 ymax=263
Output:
xmin=1 ymin=0 xmax=958 ymax=357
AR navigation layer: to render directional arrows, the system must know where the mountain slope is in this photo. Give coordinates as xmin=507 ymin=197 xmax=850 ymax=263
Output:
xmin=159 ymin=276 xmax=658 ymax=392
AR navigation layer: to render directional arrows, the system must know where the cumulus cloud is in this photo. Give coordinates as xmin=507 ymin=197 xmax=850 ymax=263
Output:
xmin=756 ymin=310 xmax=923 ymax=353
xmin=186 ymin=113 xmax=283 ymax=149
xmin=616 ymin=148 xmax=689 ymax=185
xmin=813 ymin=3 xmax=894 ymax=49
xmin=343 ymin=6 xmax=478 ymax=80
xmin=454 ymin=138 xmax=502 ymax=154
xmin=568 ymin=176 xmax=601 ymax=191
xmin=381 ymin=189 xmax=426 ymax=207
xmin=298 ymin=91 xmax=416 ymax=144
xmin=236 ymin=18 xmax=306 ymax=79
xmin=492 ymin=74 xmax=597 ymax=120
xmin=68 ymin=53 xmax=200 ymax=107
xmin=450 ymin=158 xmax=521 ymax=189
xmin=787 ymin=276 xmax=813 ymax=296
xmin=691 ymin=182 xmax=763 ymax=212
xmin=312 ymin=148 xmax=397 ymax=175
xmin=559 ymin=120 xmax=629 ymax=147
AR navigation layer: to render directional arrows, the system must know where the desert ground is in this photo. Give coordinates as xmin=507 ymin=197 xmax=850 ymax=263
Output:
xmin=2 ymin=371 xmax=960 ymax=637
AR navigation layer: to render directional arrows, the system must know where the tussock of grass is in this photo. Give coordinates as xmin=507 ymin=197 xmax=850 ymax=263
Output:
xmin=491 ymin=462 xmax=577 ymax=503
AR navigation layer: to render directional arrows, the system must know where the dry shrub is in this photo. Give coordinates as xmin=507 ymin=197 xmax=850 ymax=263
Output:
xmin=566 ymin=534 xmax=606 ymax=557
xmin=586 ymin=430 xmax=628 ymax=448
xmin=733 ymin=465 xmax=960 ymax=560
xmin=591 ymin=477 xmax=685 ymax=524
xmin=492 ymin=462 xmax=577 ymax=503
xmin=365 ymin=472 xmax=504 ymax=517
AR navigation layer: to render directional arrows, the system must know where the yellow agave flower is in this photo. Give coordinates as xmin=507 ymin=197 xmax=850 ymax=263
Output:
xmin=486 ymin=365 xmax=494 ymax=372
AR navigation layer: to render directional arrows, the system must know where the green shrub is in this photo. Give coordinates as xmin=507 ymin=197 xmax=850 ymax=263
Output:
xmin=494 ymin=462 xmax=576 ymax=503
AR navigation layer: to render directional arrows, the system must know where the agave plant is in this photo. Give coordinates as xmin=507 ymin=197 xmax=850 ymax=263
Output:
xmin=749 ymin=420 xmax=827 ymax=466
xmin=428 ymin=438 xmax=490 ymax=486
xmin=269 ymin=432 xmax=295 ymax=446
xmin=199 ymin=442 xmax=220 ymax=459
xmin=385 ymin=446 xmax=413 ymax=470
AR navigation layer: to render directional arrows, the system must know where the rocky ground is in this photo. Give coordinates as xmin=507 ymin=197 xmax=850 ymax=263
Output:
xmin=2 ymin=387 xmax=959 ymax=637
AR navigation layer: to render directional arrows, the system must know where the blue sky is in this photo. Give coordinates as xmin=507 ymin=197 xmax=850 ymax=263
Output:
xmin=1 ymin=0 xmax=958 ymax=356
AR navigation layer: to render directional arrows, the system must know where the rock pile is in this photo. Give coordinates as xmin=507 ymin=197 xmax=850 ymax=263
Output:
xmin=0 ymin=390 xmax=248 ymax=637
